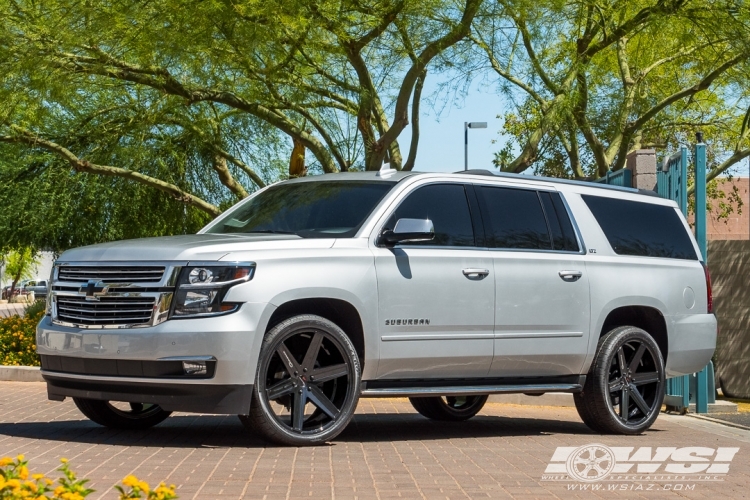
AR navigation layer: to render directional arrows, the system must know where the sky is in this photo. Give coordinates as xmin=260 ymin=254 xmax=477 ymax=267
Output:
xmin=396 ymin=76 xmax=750 ymax=177
xmin=396 ymin=77 xmax=514 ymax=174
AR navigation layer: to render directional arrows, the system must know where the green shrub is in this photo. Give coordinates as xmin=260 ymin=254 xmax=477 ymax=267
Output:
xmin=0 ymin=455 xmax=178 ymax=499
xmin=0 ymin=305 xmax=43 ymax=366
xmin=24 ymin=299 xmax=47 ymax=318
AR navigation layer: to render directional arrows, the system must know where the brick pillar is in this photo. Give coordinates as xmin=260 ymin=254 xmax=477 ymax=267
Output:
xmin=626 ymin=149 xmax=657 ymax=190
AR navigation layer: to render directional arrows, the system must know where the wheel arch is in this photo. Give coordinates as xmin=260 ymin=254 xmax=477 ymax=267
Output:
xmin=599 ymin=305 xmax=669 ymax=364
xmin=264 ymin=297 xmax=366 ymax=368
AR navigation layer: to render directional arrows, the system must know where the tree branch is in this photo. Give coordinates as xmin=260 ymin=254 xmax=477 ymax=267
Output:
xmin=1 ymin=127 xmax=221 ymax=217
xmin=626 ymin=53 xmax=748 ymax=134
xmin=513 ymin=16 xmax=560 ymax=94
xmin=403 ymin=69 xmax=426 ymax=171
xmin=367 ymin=0 xmax=482 ymax=170
xmin=470 ymin=33 xmax=547 ymax=107
xmin=52 ymin=52 xmax=340 ymax=173
xmin=580 ymin=0 xmax=687 ymax=59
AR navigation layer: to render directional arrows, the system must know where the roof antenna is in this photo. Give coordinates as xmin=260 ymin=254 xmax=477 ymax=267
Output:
xmin=377 ymin=160 xmax=397 ymax=178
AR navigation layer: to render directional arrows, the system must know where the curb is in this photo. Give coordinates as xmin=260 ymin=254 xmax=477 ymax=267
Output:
xmin=687 ymin=413 xmax=750 ymax=432
xmin=0 ymin=366 xmax=44 ymax=382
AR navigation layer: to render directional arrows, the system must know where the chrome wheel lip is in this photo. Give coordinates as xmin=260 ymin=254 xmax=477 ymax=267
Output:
xmin=604 ymin=338 xmax=664 ymax=427
xmin=258 ymin=326 xmax=357 ymax=438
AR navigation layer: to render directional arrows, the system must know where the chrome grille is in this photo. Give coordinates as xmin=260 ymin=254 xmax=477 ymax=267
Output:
xmin=56 ymin=295 xmax=156 ymax=326
xmin=58 ymin=266 xmax=165 ymax=283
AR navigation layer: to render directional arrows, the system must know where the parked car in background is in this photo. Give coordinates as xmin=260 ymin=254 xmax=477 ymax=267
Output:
xmin=24 ymin=280 xmax=49 ymax=299
xmin=2 ymin=279 xmax=48 ymax=300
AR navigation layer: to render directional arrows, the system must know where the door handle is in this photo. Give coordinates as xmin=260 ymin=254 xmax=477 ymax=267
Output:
xmin=463 ymin=268 xmax=490 ymax=279
xmin=559 ymin=270 xmax=583 ymax=282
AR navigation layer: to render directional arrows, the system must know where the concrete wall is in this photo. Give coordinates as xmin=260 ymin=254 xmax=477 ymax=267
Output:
xmin=707 ymin=178 xmax=749 ymax=240
xmin=709 ymin=240 xmax=750 ymax=398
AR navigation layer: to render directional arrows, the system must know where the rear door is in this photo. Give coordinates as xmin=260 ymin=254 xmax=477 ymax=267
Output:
xmin=475 ymin=185 xmax=591 ymax=377
xmin=373 ymin=183 xmax=495 ymax=380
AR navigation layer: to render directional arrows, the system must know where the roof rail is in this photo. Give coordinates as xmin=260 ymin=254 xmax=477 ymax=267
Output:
xmin=453 ymin=169 xmax=659 ymax=197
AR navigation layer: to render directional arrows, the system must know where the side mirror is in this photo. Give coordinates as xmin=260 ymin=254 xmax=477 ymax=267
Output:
xmin=379 ymin=218 xmax=435 ymax=247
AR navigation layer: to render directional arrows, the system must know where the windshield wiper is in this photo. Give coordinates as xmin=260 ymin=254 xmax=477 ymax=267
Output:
xmin=245 ymin=230 xmax=299 ymax=235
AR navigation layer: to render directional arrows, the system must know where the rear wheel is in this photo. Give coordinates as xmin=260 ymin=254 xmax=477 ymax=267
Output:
xmin=73 ymin=398 xmax=171 ymax=429
xmin=409 ymin=395 xmax=489 ymax=421
xmin=241 ymin=314 xmax=361 ymax=446
xmin=574 ymin=326 xmax=665 ymax=435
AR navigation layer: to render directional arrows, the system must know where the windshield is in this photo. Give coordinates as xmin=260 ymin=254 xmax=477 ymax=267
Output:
xmin=205 ymin=180 xmax=397 ymax=238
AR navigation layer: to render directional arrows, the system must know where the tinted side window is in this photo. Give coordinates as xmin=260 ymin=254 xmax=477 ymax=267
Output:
xmin=582 ymin=195 xmax=698 ymax=260
xmin=540 ymin=192 xmax=580 ymax=252
xmin=478 ymin=186 xmax=551 ymax=250
xmin=387 ymin=184 xmax=475 ymax=246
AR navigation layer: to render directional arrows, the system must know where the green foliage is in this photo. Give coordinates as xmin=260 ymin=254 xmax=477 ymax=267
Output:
xmin=0 ymin=306 xmax=43 ymax=366
xmin=23 ymin=299 xmax=47 ymax=318
xmin=2 ymin=248 xmax=39 ymax=295
xmin=0 ymin=456 xmax=92 ymax=499
xmin=472 ymin=0 xmax=750 ymax=179
xmin=0 ymin=455 xmax=177 ymax=499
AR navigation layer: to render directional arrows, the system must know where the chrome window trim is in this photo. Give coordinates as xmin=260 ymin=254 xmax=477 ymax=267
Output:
xmin=471 ymin=182 xmax=587 ymax=256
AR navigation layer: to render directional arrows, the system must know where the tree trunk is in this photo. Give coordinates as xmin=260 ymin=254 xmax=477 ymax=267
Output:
xmin=289 ymin=137 xmax=307 ymax=178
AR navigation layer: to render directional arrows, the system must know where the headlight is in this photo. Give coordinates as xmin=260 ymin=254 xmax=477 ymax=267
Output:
xmin=172 ymin=263 xmax=255 ymax=318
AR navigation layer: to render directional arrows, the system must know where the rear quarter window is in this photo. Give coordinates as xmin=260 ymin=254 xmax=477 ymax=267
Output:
xmin=582 ymin=195 xmax=697 ymax=260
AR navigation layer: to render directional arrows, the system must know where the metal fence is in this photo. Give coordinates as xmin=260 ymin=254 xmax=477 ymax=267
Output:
xmin=594 ymin=169 xmax=632 ymax=188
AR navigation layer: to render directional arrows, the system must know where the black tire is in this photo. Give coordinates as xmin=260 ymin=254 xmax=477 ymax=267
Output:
xmin=241 ymin=314 xmax=361 ymax=446
xmin=409 ymin=395 xmax=489 ymax=421
xmin=73 ymin=398 xmax=171 ymax=429
xmin=574 ymin=326 xmax=665 ymax=435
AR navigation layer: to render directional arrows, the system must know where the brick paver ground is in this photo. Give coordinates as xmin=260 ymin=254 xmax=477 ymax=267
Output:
xmin=1 ymin=381 xmax=750 ymax=499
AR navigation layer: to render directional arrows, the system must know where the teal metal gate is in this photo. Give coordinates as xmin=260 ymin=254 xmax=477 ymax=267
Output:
xmin=595 ymin=168 xmax=632 ymax=188
xmin=658 ymin=136 xmax=713 ymax=413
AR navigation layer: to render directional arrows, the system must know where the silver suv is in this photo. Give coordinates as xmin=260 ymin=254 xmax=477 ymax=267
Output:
xmin=37 ymin=170 xmax=716 ymax=445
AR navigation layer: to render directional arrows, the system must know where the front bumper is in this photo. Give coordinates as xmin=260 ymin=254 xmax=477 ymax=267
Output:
xmin=44 ymin=373 xmax=253 ymax=414
xmin=36 ymin=302 xmax=270 ymax=414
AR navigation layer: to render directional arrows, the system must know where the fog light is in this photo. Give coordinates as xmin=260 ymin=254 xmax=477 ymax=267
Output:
xmin=183 ymin=361 xmax=207 ymax=376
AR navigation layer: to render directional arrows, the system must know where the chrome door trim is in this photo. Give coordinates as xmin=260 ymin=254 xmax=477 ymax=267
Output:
xmin=493 ymin=331 xmax=583 ymax=339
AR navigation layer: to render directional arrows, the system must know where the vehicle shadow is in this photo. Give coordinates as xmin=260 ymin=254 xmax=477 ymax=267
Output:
xmin=0 ymin=412 xmax=618 ymax=449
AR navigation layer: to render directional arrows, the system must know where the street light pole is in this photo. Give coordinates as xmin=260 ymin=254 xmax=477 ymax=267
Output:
xmin=464 ymin=122 xmax=468 ymax=171
xmin=464 ymin=121 xmax=487 ymax=171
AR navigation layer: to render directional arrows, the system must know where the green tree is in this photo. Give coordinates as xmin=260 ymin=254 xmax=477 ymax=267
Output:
xmin=3 ymin=248 xmax=39 ymax=299
xmin=0 ymin=0 xmax=482 ymax=235
xmin=468 ymin=0 xmax=750 ymax=179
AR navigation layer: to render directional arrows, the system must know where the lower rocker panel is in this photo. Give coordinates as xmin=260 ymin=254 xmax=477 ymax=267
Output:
xmin=360 ymin=375 xmax=585 ymax=398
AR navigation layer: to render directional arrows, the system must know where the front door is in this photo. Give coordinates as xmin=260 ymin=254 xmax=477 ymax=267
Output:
xmin=373 ymin=183 xmax=495 ymax=380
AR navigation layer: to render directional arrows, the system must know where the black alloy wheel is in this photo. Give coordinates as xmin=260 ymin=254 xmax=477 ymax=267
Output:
xmin=242 ymin=314 xmax=361 ymax=445
xmin=574 ymin=326 xmax=665 ymax=434
xmin=73 ymin=398 xmax=172 ymax=429
xmin=409 ymin=394 xmax=489 ymax=421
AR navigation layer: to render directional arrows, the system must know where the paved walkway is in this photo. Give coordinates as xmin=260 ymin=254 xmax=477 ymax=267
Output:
xmin=1 ymin=381 xmax=750 ymax=499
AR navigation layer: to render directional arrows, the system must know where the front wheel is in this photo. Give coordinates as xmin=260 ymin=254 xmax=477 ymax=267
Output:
xmin=409 ymin=395 xmax=489 ymax=421
xmin=242 ymin=314 xmax=361 ymax=446
xmin=73 ymin=398 xmax=171 ymax=429
xmin=574 ymin=326 xmax=665 ymax=435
